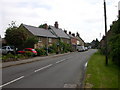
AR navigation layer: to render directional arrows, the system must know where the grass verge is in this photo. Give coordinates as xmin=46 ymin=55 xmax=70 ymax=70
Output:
xmin=84 ymin=51 xmax=119 ymax=88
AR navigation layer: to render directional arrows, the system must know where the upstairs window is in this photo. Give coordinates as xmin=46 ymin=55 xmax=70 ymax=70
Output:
xmin=38 ymin=37 xmax=42 ymax=42
xmin=49 ymin=38 xmax=52 ymax=43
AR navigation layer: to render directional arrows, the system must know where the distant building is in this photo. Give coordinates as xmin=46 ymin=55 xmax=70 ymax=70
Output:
xmin=76 ymin=32 xmax=85 ymax=46
xmin=68 ymin=31 xmax=77 ymax=51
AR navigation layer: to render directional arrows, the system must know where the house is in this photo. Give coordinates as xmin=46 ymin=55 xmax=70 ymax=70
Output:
xmin=76 ymin=32 xmax=85 ymax=46
xmin=19 ymin=24 xmax=57 ymax=49
xmin=49 ymin=22 xmax=70 ymax=44
xmin=68 ymin=31 xmax=78 ymax=51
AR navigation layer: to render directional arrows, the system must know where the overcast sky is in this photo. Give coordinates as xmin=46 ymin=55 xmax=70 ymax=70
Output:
xmin=0 ymin=0 xmax=119 ymax=42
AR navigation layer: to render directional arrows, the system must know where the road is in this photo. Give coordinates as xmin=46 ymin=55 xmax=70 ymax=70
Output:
xmin=1 ymin=49 xmax=97 ymax=88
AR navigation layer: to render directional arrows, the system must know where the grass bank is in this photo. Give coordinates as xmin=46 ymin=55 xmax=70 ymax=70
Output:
xmin=84 ymin=51 xmax=119 ymax=88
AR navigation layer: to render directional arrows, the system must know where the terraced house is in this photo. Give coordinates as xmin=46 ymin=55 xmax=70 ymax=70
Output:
xmin=19 ymin=21 xmax=84 ymax=49
xmin=19 ymin=22 xmax=71 ymax=49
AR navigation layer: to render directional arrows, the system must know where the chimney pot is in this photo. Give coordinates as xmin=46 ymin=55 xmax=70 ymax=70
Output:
xmin=54 ymin=21 xmax=59 ymax=28
xmin=69 ymin=31 xmax=71 ymax=35
xmin=64 ymin=30 xmax=67 ymax=33
xmin=72 ymin=33 xmax=75 ymax=37
xmin=44 ymin=23 xmax=48 ymax=29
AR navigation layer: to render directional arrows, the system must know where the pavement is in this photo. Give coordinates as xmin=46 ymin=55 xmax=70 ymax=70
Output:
xmin=1 ymin=52 xmax=71 ymax=68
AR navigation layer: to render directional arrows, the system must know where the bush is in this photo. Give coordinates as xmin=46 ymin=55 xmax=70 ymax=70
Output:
xmin=16 ymin=54 xmax=26 ymax=59
xmin=2 ymin=54 xmax=17 ymax=62
xmin=35 ymin=48 xmax=47 ymax=56
xmin=24 ymin=51 xmax=34 ymax=57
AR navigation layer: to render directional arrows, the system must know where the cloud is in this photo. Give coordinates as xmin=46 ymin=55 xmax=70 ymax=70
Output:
xmin=0 ymin=0 xmax=119 ymax=42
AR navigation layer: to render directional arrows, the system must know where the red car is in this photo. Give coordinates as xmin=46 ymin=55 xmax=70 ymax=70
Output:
xmin=17 ymin=48 xmax=37 ymax=56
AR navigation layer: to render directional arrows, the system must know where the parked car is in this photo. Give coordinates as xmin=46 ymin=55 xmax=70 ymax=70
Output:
xmin=77 ymin=46 xmax=85 ymax=52
xmin=17 ymin=48 xmax=37 ymax=56
xmin=84 ymin=47 xmax=88 ymax=51
xmin=1 ymin=46 xmax=16 ymax=55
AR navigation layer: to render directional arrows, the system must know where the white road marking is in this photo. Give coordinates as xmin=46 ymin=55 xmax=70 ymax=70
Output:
xmin=64 ymin=84 xmax=77 ymax=88
xmin=55 ymin=59 xmax=66 ymax=64
xmin=85 ymin=62 xmax=88 ymax=67
xmin=34 ymin=64 xmax=53 ymax=72
xmin=0 ymin=76 xmax=24 ymax=88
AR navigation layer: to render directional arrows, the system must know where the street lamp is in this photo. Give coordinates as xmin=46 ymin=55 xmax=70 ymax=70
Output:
xmin=103 ymin=0 xmax=108 ymax=65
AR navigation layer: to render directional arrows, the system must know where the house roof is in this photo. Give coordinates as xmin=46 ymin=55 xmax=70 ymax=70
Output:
xmin=76 ymin=36 xmax=84 ymax=43
xmin=68 ymin=34 xmax=77 ymax=39
xmin=50 ymin=26 xmax=70 ymax=39
xmin=22 ymin=24 xmax=57 ymax=38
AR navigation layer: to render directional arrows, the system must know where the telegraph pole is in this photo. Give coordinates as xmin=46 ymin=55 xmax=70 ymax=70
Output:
xmin=104 ymin=0 xmax=108 ymax=65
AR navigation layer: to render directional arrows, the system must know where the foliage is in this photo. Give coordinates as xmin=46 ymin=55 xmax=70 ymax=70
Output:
xmin=5 ymin=22 xmax=28 ymax=49
xmin=24 ymin=36 xmax=38 ymax=48
xmin=108 ymin=19 xmax=120 ymax=65
xmin=58 ymin=40 xmax=72 ymax=53
xmin=91 ymin=39 xmax=100 ymax=49
xmin=48 ymin=43 xmax=57 ymax=53
xmin=24 ymin=51 xmax=34 ymax=57
xmin=38 ymin=24 xmax=45 ymax=28
xmin=100 ymin=18 xmax=120 ymax=66
xmin=35 ymin=48 xmax=47 ymax=56
xmin=2 ymin=54 xmax=17 ymax=62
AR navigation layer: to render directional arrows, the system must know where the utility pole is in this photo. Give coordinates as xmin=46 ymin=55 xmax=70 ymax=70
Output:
xmin=103 ymin=0 xmax=108 ymax=65
xmin=46 ymin=36 xmax=48 ymax=56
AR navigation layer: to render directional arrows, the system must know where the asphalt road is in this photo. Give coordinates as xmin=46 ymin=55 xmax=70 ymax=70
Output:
xmin=1 ymin=49 xmax=97 ymax=88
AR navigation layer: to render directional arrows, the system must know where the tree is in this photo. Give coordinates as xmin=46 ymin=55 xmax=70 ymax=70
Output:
xmin=91 ymin=39 xmax=99 ymax=49
xmin=109 ymin=19 xmax=120 ymax=65
xmin=24 ymin=36 xmax=38 ymax=48
xmin=5 ymin=22 xmax=28 ymax=49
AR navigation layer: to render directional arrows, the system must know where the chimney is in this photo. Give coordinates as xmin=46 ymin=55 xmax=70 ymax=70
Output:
xmin=44 ymin=23 xmax=48 ymax=29
xmin=72 ymin=33 xmax=75 ymax=37
xmin=76 ymin=32 xmax=80 ymax=37
xmin=54 ymin=21 xmax=59 ymax=28
xmin=64 ymin=30 xmax=67 ymax=34
xmin=69 ymin=31 xmax=71 ymax=35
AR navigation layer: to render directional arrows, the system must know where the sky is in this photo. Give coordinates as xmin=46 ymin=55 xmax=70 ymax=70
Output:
xmin=0 ymin=0 xmax=119 ymax=42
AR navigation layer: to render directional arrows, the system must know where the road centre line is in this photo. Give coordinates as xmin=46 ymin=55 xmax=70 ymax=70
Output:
xmin=34 ymin=64 xmax=53 ymax=72
xmin=0 ymin=76 xmax=24 ymax=88
xmin=0 ymin=58 xmax=69 ymax=87
xmin=55 ymin=59 xmax=66 ymax=64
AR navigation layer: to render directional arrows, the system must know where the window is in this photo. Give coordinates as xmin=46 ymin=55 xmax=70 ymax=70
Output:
xmin=38 ymin=37 xmax=42 ymax=42
xmin=49 ymin=38 xmax=52 ymax=43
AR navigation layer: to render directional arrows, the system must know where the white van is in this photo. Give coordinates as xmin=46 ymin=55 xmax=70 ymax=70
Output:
xmin=77 ymin=46 xmax=85 ymax=52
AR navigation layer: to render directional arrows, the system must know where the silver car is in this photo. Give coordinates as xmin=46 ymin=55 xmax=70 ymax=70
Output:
xmin=2 ymin=46 xmax=16 ymax=55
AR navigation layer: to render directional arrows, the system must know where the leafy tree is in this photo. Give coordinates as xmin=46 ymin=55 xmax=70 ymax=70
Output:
xmin=5 ymin=21 xmax=28 ymax=49
xmin=109 ymin=19 xmax=120 ymax=65
xmin=91 ymin=39 xmax=99 ymax=49
xmin=24 ymin=36 xmax=38 ymax=48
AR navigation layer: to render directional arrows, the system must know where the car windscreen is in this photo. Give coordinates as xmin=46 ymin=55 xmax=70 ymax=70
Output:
xmin=32 ymin=49 xmax=36 ymax=51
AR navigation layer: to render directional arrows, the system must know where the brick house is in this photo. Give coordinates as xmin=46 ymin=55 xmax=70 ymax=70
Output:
xmin=19 ymin=24 xmax=57 ymax=49
xmin=68 ymin=31 xmax=78 ymax=51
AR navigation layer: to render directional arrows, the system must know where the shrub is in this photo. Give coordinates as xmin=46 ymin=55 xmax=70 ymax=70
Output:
xmin=24 ymin=51 xmax=34 ymax=57
xmin=35 ymin=48 xmax=47 ymax=56
xmin=2 ymin=54 xmax=17 ymax=62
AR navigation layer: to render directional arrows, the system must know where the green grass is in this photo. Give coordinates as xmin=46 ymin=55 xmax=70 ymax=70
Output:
xmin=84 ymin=51 xmax=120 ymax=88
